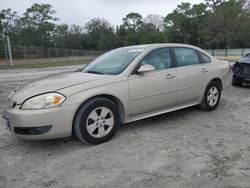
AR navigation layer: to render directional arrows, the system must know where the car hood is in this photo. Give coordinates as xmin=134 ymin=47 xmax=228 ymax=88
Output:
xmin=10 ymin=72 xmax=104 ymax=103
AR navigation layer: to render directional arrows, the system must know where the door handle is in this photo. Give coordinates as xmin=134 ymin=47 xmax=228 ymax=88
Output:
xmin=165 ymin=74 xmax=175 ymax=79
xmin=201 ymin=68 xmax=208 ymax=73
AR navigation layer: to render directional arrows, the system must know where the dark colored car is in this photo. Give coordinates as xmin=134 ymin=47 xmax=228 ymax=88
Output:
xmin=233 ymin=53 xmax=250 ymax=86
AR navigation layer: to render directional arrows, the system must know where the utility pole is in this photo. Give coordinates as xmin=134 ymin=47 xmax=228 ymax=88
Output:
xmin=6 ymin=35 xmax=13 ymax=66
xmin=4 ymin=37 xmax=8 ymax=65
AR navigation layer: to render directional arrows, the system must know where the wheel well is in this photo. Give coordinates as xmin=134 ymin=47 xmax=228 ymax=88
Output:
xmin=76 ymin=94 xmax=125 ymax=123
xmin=210 ymin=78 xmax=223 ymax=90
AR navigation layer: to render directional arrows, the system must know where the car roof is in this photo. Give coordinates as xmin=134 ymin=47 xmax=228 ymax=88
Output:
xmin=120 ymin=43 xmax=213 ymax=58
xmin=117 ymin=43 xmax=215 ymax=61
xmin=121 ymin=43 xmax=201 ymax=50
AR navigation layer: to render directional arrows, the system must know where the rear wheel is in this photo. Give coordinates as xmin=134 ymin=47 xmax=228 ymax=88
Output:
xmin=199 ymin=81 xmax=221 ymax=111
xmin=73 ymin=98 xmax=120 ymax=145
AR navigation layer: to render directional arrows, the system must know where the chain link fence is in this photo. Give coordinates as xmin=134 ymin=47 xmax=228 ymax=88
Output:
xmin=206 ymin=48 xmax=250 ymax=60
xmin=0 ymin=45 xmax=104 ymax=60
xmin=1 ymin=45 xmax=250 ymax=66
xmin=2 ymin=46 xmax=250 ymax=60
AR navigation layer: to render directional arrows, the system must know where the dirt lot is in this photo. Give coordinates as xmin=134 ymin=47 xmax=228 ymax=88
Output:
xmin=0 ymin=66 xmax=250 ymax=188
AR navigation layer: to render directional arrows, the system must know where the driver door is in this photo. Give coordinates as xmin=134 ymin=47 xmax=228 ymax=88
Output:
xmin=128 ymin=48 xmax=178 ymax=116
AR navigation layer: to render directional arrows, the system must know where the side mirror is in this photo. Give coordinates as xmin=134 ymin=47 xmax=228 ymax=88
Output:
xmin=137 ymin=64 xmax=155 ymax=74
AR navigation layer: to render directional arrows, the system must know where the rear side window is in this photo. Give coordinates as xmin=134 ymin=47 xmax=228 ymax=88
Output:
xmin=173 ymin=48 xmax=200 ymax=67
xmin=199 ymin=52 xmax=211 ymax=64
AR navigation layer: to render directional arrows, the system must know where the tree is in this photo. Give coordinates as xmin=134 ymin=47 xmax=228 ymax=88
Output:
xmin=1 ymin=1 xmax=250 ymax=51
xmin=202 ymin=0 xmax=249 ymax=48
xmin=164 ymin=2 xmax=193 ymax=44
xmin=85 ymin=18 xmax=115 ymax=50
xmin=138 ymin=23 xmax=161 ymax=44
xmin=164 ymin=2 xmax=209 ymax=47
xmin=0 ymin=9 xmax=19 ymax=33
xmin=20 ymin=3 xmax=58 ymax=46
xmin=190 ymin=3 xmax=208 ymax=47
xmin=0 ymin=9 xmax=21 ymax=45
xmin=122 ymin=12 xmax=143 ymax=31
xmin=54 ymin=24 xmax=68 ymax=47
xmin=205 ymin=0 xmax=226 ymax=8
xmin=144 ymin=14 xmax=164 ymax=31
xmin=21 ymin=3 xmax=58 ymax=27
xmin=54 ymin=24 xmax=86 ymax=49
xmin=117 ymin=12 xmax=145 ymax=46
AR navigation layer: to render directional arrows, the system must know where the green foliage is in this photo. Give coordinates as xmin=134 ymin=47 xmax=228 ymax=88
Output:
xmin=0 ymin=8 xmax=21 ymax=46
xmin=202 ymin=0 xmax=250 ymax=48
xmin=54 ymin=24 xmax=86 ymax=49
xmin=205 ymin=0 xmax=226 ymax=8
xmin=116 ymin=13 xmax=162 ymax=46
xmin=1 ymin=1 xmax=250 ymax=50
xmin=164 ymin=0 xmax=250 ymax=49
xmin=122 ymin=12 xmax=143 ymax=31
xmin=164 ymin=2 xmax=208 ymax=46
xmin=19 ymin=3 xmax=58 ymax=47
xmin=144 ymin=14 xmax=164 ymax=31
xmin=85 ymin=18 xmax=115 ymax=50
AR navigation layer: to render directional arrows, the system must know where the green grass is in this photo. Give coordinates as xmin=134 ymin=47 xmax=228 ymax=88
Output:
xmin=0 ymin=59 xmax=91 ymax=69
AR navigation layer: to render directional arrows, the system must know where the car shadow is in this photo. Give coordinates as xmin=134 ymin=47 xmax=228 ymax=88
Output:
xmin=119 ymin=106 xmax=201 ymax=131
xmin=9 ymin=104 xmax=217 ymax=153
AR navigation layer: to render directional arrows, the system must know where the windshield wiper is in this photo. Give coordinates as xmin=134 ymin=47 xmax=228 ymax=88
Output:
xmin=86 ymin=70 xmax=103 ymax=75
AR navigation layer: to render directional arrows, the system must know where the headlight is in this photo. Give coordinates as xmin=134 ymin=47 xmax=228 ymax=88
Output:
xmin=21 ymin=93 xmax=66 ymax=110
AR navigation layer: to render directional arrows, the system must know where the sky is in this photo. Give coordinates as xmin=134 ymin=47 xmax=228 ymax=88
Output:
xmin=0 ymin=0 xmax=203 ymax=26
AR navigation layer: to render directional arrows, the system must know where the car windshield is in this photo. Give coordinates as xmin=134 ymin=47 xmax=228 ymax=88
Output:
xmin=82 ymin=48 xmax=144 ymax=75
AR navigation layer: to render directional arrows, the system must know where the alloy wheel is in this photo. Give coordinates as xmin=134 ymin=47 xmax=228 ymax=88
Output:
xmin=86 ymin=107 xmax=114 ymax=138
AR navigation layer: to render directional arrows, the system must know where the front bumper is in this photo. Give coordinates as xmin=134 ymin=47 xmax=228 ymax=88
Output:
xmin=2 ymin=104 xmax=76 ymax=140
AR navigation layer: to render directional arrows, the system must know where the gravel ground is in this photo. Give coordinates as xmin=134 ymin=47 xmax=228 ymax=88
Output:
xmin=0 ymin=66 xmax=250 ymax=188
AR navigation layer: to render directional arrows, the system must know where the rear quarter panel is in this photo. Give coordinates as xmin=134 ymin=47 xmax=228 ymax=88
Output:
xmin=207 ymin=60 xmax=232 ymax=90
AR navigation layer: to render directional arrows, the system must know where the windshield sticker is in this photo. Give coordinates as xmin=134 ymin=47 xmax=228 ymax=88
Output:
xmin=128 ymin=49 xmax=144 ymax=53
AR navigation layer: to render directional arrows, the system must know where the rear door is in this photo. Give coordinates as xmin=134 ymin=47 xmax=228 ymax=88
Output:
xmin=172 ymin=47 xmax=208 ymax=105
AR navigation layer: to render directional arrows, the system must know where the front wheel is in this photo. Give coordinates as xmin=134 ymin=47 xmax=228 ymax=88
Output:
xmin=199 ymin=81 xmax=221 ymax=111
xmin=73 ymin=98 xmax=120 ymax=145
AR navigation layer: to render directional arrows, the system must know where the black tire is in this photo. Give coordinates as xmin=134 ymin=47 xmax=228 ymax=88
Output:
xmin=73 ymin=97 xmax=120 ymax=145
xmin=199 ymin=81 xmax=221 ymax=111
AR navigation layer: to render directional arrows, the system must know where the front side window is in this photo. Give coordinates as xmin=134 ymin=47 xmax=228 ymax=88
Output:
xmin=82 ymin=48 xmax=144 ymax=75
xmin=140 ymin=48 xmax=172 ymax=71
xmin=173 ymin=48 xmax=200 ymax=67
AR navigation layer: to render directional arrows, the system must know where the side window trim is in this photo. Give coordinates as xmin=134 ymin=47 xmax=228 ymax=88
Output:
xmin=131 ymin=47 xmax=174 ymax=75
xmin=198 ymin=51 xmax=211 ymax=64
xmin=172 ymin=47 xmax=202 ymax=67
xmin=170 ymin=48 xmax=177 ymax=68
xmin=196 ymin=50 xmax=204 ymax=64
